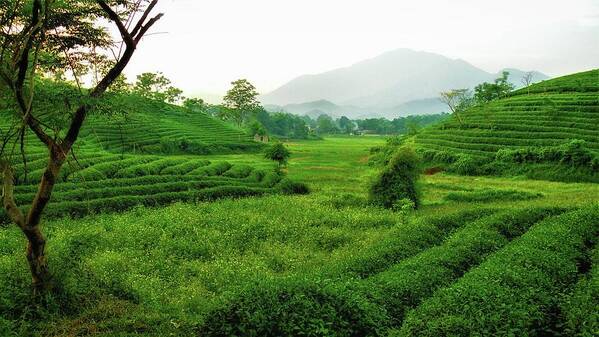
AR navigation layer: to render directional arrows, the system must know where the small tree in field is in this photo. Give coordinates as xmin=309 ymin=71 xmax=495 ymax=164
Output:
xmin=0 ymin=0 xmax=163 ymax=292
xmin=265 ymin=142 xmax=291 ymax=169
xmin=369 ymin=146 xmax=421 ymax=209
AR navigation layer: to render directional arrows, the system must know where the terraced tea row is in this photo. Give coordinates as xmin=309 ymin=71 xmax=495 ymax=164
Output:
xmin=414 ymin=69 xmax=599 ymax=181
xmin=0 ymin=152 xmax=293 ymax=224
xmin=80 ymin=108 xmax=260 ymax=155
xmin=199 ymin=206 xmax=599 ymax=337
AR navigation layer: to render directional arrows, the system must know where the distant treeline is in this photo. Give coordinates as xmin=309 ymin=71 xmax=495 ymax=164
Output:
xmin=249 ymin=109 xmax=449 ymax=139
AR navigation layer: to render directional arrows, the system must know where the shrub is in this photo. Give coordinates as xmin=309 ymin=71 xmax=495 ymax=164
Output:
xmin=198 ymin=277 xmax=386 ymax=337
xmin=450 ymin=155 xmax=491 ymax=176
xmin=261 ymin=171 xmax=282 ymax=188
xmin=277 ymin=178 xmax=310 ymax=195
xmin=444 ymin=188 xmax=544 ymax=203
xmin=495 ymin=139 xmax=599 ymax=170
xmin=369 ymin=146 xmax=421 ymax=209
xmin=223 ymin=165 xmax=254 ymax=179
xmin=264 ymin=142 xmax=291 ymax=168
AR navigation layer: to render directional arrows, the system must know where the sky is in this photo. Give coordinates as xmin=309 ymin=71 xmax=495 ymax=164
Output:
xmin=122 ymin=0 xmax=599 ymax=102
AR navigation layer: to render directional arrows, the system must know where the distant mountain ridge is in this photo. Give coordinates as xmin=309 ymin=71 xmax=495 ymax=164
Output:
xmin=261 ymin=48 xmax=549 ymax=118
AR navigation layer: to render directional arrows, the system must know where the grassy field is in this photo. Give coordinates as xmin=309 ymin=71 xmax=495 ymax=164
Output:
xmin=0 ymin=135 xmax=597 ymax=336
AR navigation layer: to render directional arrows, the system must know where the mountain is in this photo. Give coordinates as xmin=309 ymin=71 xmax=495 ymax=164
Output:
xmin=261 ymin=48 xmax=549 ymax=117
xmin=265 ymin=98 xmax=449 ymax=120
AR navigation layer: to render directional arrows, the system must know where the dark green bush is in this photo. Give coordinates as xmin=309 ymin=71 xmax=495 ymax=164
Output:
xmin=277 ymin=178 xmax=310 ymax=195
xmin=369 ymin=146 xmax=421 ymax=209
xmin=264 ymin=142 xmax=291 ymax=168
xmin=261 ymin=171 xmax=283 ymax=188
xmin=495 ymin=140 xmax=599 ymax=170
xmin=450 ymin=155 xmax=492 ymax=176
xmin=198 ymin=277 xmax=386 ymax=337
xmin=444 ymin=188 xmax=544 ymax=202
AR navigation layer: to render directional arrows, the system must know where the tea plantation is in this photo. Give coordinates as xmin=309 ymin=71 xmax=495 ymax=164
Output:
xmin=0 ymin=92 xmax=294 ymax=225
xmin=414 ymin=69 xmax=599 ymax=182
xmin=0 ymin=72 xmax=597 ymax=337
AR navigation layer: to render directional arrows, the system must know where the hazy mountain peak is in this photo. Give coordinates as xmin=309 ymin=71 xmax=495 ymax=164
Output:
xmin=260 ymin=49 xmax=549 ymax=114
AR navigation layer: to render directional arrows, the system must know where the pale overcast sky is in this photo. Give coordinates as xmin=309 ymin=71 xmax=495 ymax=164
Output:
xmin=123 ymin=0 xmax=599 ymax=101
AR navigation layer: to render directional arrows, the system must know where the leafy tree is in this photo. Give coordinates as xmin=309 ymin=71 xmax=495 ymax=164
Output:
xmin=369 ymin=146 xmax=421 ymax=209
xmin=474 ymin=71 xmax=515 ymax=103
xmin=222 ymin=79 xmax=260 ymax=127
xmin=265 ymin=142 xmax=291 ymax=168
xmin=316 ymin=114 xmax=338 ymax=134
xmin=256 ymin=109 xmax=311 ymax=139
xmin=338 ymin=116 xmax=355 ymax=134
xmin=0 ymin=0 xmax=163 ymax=292
xmin=440 ymin=89 xmax=473 ymax=125
xmin=183 ymin=97 xmax=208 ymax=113
xmin=248 ymin=120 xmax=267 ymax=136
xmin=133 ymin=72 xmax=183 ymax=104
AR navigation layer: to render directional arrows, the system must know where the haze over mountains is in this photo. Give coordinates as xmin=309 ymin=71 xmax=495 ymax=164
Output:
xmin=261 ymin=49 xmax=548 ymax=119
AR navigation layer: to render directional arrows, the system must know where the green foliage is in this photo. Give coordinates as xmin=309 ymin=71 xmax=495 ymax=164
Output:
xmin=255 ymin=109 xmax=311 ymax=139
xmin=370 ymin=207 xmax=564 ymax=328
xmin=278 ymin=178 xmax=310 ymax=195
xmin=370 ymin=146 xmax=421 ymax=209
xmin=356 ymin=114 xmax=448 ymax=135
xmin=414 ymin=70 xmax=599 ymax=182
xmin=198 ymin=277 xmax=386 ymax=337
xmin=495 ymin=139 xmax=599 ymax=169
xmin=316 ymin=114 xmax=339 ymax=134
xmin=562 ymin=246 xmax=599 ymax=336
xmin=132 ymin=72 xmax=183 ymax=104
xmin=398 ymin=206 xmax=599 ymax=336
xmin=474 ymin=71 xmax=516 ymax=103
xmin=264 ymin=143 xmax=291 ymax=168
xmin=222 ymin=79 xmax=261 ymax=126
xmin=444 ymin=188 xmax=544 ymax=202
xmin=183 ymin=98 xmax=208 ymax=113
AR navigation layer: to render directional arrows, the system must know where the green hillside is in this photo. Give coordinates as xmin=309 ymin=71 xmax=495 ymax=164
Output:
xmin=0 ymin=86 xmax=297 ymax=224
xmin=414 ymin=69 xmax=599 ymax=181
xmin=79 ymin=97 xmax=261 ymax=155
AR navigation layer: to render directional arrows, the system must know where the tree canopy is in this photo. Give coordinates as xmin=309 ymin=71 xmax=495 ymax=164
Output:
xmin=222 ymin=79 xmax=260 ymax=126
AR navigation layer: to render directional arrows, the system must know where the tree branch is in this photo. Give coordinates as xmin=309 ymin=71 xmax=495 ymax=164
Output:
xmin=134 ymin=13 xmax=164 ymax=44
xmin=131 ymin=0 xmax=159 ymax=38
xmin=0 ymin=161 xmax=25 ymax=229
xmin=97 ymin=0 xmax=135 ymax=48
xmin=62 ymin=1 xmax=163 ymax=150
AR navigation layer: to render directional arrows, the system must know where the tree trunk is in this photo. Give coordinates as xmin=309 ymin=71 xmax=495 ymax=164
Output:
xmin=21 ymin=147 xmax=64 ymax=293
xmin=23 ymin=226 xmax=51 ymax=293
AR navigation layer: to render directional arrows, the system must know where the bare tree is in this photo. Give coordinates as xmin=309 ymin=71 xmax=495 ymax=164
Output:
xmin=521 ymin=72 xmax=535 ymax=94
xmin=0 ymin=0 xmax=163 ymax=293
xmin=439 ymin=89 xmax=473 ymax=126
